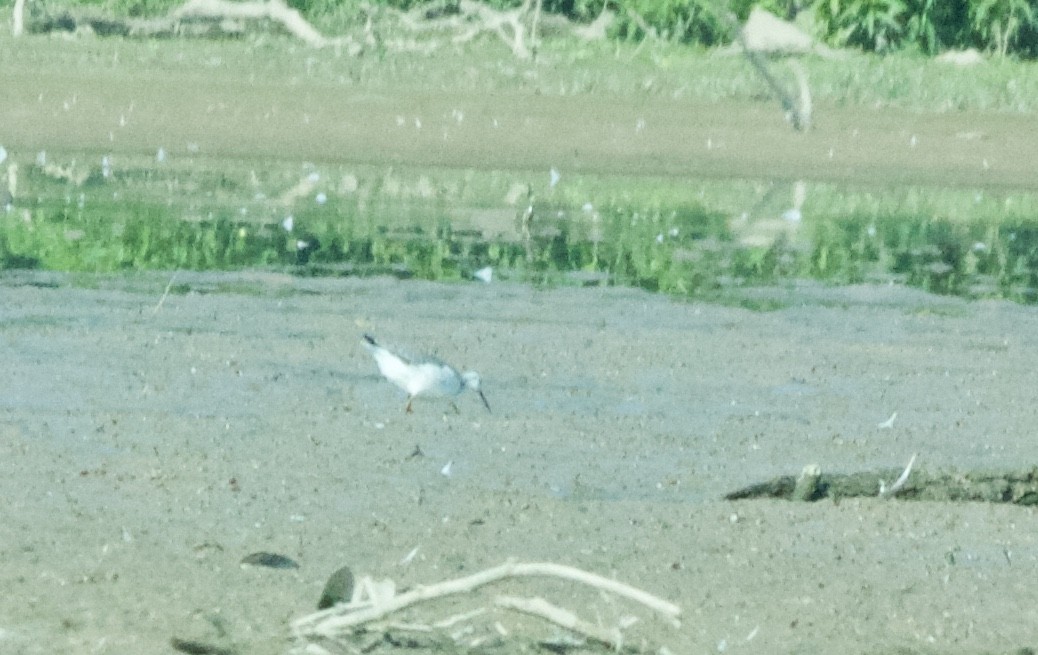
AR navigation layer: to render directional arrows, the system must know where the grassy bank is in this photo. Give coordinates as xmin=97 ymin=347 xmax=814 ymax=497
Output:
xmin=2 ymin=15 xmax=1037 ymax=114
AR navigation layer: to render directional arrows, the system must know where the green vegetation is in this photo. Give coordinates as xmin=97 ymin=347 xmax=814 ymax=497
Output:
xmin=6 ymin=160 xmax=1038 ymax=303
xmin=5 ymin=29 xmax=1037 ymax=115
xmin=31 ymin=0 xmax=1038 ymax=57
xmin=6 ymin=4 xmax=1038 ymax=303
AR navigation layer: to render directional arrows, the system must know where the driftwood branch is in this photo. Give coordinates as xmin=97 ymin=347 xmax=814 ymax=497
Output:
xmin=292 ymin=559 xmax=681 ymax=653
xmin=23 ymin=0 xmax=362 ymax=52
xmin=171 ymin=0 xmax=328 ymax=47
xmin=24 ymin=0 xmax=605 ymax=58
xmin=732 ymin=28 xmax=811 ymax=130
xmin=392 ymin=0 xmax=537 ymax=59
xmin=710 ymin=8 xmax=813 ymax=131
xmin=294 ymin=560 xmax=680 ymax=639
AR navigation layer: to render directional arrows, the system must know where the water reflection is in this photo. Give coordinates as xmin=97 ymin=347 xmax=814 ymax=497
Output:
xmin=2 ymin=153 xmax=1037 ymax=304
xmin=729 ymin=180 xmax=805 ymax=249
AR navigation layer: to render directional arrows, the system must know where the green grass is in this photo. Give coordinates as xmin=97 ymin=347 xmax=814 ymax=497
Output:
xmin=7 ymin=159 xmax=1038 ymax=303
xmin=2 ymin=21 xmax=1037 ymax=114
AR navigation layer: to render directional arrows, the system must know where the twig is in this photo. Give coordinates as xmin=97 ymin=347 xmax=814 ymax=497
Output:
xmin=153 ymin=270 xmax=179 ymax=315
xmin=879 ymin=453 xmax=917 ymax=498
xmin=496 ymin=595 xmax=622 ymax=648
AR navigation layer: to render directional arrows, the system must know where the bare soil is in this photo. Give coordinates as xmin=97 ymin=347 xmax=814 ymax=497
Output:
xmin=4 ymin=272 xmax=1038 ymax=654
xmin=2 ymin=35 xmax=1038 ymax=655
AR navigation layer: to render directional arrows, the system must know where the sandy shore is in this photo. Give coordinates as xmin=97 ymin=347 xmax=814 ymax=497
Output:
xmin=2 ymin=271 xmax=1037 ymax=654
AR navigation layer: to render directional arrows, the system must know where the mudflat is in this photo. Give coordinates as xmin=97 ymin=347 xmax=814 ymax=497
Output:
xmin=3 ymin=271 xmax=1038 ymax=654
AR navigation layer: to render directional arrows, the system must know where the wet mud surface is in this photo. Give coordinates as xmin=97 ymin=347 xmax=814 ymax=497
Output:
xmin=3 ymin=272 xmax=1038 ymax=654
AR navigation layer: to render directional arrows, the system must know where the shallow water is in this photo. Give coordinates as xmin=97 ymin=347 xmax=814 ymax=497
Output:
xmin=7 ymin=154 xmax=1038 ymax=304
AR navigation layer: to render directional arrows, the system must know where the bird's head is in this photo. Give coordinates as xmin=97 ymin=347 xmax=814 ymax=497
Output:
xmin=461 ymin=371 xmax=491 ymax=412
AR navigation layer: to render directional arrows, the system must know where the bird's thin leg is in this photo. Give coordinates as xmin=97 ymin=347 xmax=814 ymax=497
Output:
xmin=405 ymin=397 xmax=414 ymax=414
xmin=450 ymin=401 xmax=460 ymax=415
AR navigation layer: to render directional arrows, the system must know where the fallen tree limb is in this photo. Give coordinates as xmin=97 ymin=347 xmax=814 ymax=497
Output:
xmin=294 ymin=559 xmax=680 ymax=639
xmin=24 ymin=0 xmax=362 ymax=52
xmin=170 ymin=0 xmax=327 ymax=46
xmin=731 ymin=20 xmax=811 ymax=130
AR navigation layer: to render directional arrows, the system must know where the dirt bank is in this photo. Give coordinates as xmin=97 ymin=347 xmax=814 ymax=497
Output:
xmin=2 ymin=64 xmax=1037 ymax=190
